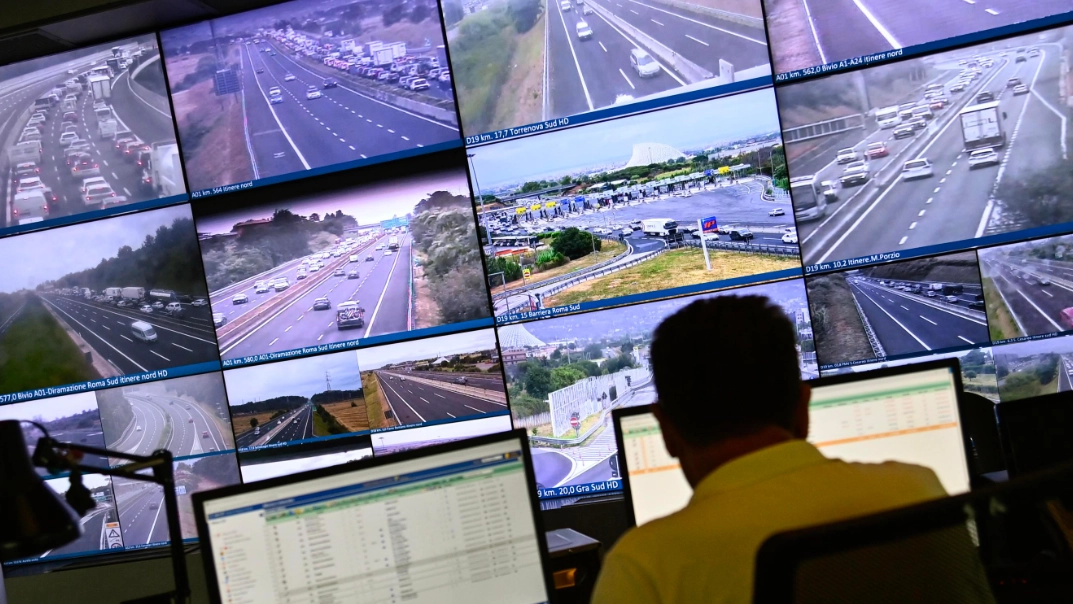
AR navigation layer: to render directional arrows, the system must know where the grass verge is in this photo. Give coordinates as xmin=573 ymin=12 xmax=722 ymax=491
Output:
xmin=543 ymin=248 xmax=797 ymax=308
xmin=0 ymin=296 xmax=99 ymax=393
xmin=999 ymin=367 xmax=1060 ymax=402
xmin=361 ymin=374 xmax=394 ymax=429
xmin=491 ymin=10 xmax=545 ymax=130
xmin=499 ymin=240 xmax=627 ymax=291
xmin=323 ymin=400 xmax=370 ymax=432
xmin=983 ymin=276 xmax=1020 ymax=341
xmin=805 ymin=273 xmax=874 ymax=366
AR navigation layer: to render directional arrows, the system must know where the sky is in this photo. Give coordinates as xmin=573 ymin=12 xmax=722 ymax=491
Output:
xmin=356 ymin=328 xmax=498 ymax=371
xmin=0 ymin=391 xmax=98 ymax=424
xmin=197 ymin=170 xmax=471 ymax=235
xmin=47 ymin=473 xmax=111 ymax=493
xmin=0 ymin=205 xmax=192 ymax=294
xmin=241 ymin=448 xmax=372 ymax=482
xmin=371 ymin=415 xmax=513 ymax=448
xmin=223 ymin=350 xmax=363 ymax=404
xmin=470 ymin=88 xmax=782 ymax=189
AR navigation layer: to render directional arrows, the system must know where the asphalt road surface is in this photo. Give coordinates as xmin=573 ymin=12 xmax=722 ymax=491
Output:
xmin=40 ymin=293 xmax=220 ymax=374
xmin=412 ymin=370 xmax=507 ymax=393
xmin=235 ymin=41 xmax=458 ymax=183
xmin=215 ymin=233 xmax=413 ymax=360
xmin=793 ymin=46 xmax=1066 ymax=265
xmin=108 ymin=391 xmax=232 ymax=457
xmin=1060 ymin=355 xmax=1073 ymax=393
xmin=548 ymin=0 xmax=769 ymax=118
xmin=982 ymin=257 xmax=1073 ymax=338
xmin=0 ymin=51 xmax=179 ymax=229
xmin=115 ymin=482 xmax=168 ymax=546
xmin=41 ymin=505 xmax=114 ymax=559
xmin=848 ymin=279 xmax=990 ymax=357
xmin=791 ymin=0 xmax=1070 ymax=69
xmin=376 ymin=370 xmax=507 ymax=425
xmin=235 ymin=403 xmax=314 ymax=449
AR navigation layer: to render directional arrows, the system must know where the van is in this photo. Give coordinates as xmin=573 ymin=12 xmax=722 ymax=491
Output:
xmin=165 ymin=302 xmax=183 ymax=316
xmin=131 ymin=320 xmax=157 ymax=342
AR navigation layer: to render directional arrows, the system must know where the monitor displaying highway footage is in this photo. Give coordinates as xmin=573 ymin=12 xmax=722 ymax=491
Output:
xmin=194 ymin=159 xmax=489 ymax=364
xmin=0 ymin=205 xmax=218 ymax=399
xmin=356 ymin=328 xmax=508 ymax=430
xmin=0 ymin=392 xmax=109 ymax=476
xmin=238 ymin=438 xmax=372 ymax=483
xmin=198 ymin=435 xmax=551 ymax=604
xmin=993 ymin=336 xmax=1073 ymax=402
xmin=470 ymin=90 xmax=800 ymax=322
xmin=38 ymin=475 xmax=118 ymax=561
xmin=160 ymin=0 xmax=459 ymax=196
xmin=370 ymin=414 xmax=514 ymax=455
xmin=823 ymin=346 xmax=999 ymax=404
xmin=113 ymin=454 xmax=240 ymax=546
xmin=807 ymin=251 xmax=988 ymax=368
xmin=0 ymin=35 xmax=186 ymax=237
xmin=504 ymin=278 xmax=814 ymax=500
xmin=97 ymin=373 xmax=234 ymax=458
xmin=979 ymin=234 xmax=1073 ymax=342
xmin=809 ymin=365 xmax=972 ymax=495
xmin=763 ymin=0 xmax=1071 ymax=76
xmin=781 ymin=25 xmax=1072 ymax=270
xmin=223 ymin=349 xmax=373 ymax=453
xmin=445 ymin=0 xmax=771 ymax=138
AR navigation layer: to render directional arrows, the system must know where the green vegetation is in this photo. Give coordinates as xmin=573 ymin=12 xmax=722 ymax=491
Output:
xmin=982 ymin=276 xmax=1020 ymax=341
xmin=806 ymin=273 xmax=875 ymax=366
xmin=861 ymin=251 xmax=982 ymax=285
xmin=999 ymin=354 xmax=1060 ymax=402
xmin=999 ymin=163 xmax=1073 ymax=228
xmin=43 ymin=216 xmax=208 ymax=295
xmin=362 ymin=374 xmax=389 ymax=428
xmin=410 ymin=191 xmax=490 ymax=323
xmin=0 ymin=296 xmax=99 ymax=394
xmin=313 ymin=405 xmax=349 ymax=436
xmin=961 ymin=349 xmax=999 ymax=400
xmin=509 ymin=342 xmax=637 ymax=419
xmin=551 ymin=228 xmax=602 ymax=260
xmin=95 ymin=387 xmax=136 ymax=446
xmin=230 ymin=395 xmax=307 ymax=417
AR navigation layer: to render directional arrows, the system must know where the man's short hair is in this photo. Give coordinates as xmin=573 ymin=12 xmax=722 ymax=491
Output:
xmin=651 ymin=295 xmax=801 ymax=445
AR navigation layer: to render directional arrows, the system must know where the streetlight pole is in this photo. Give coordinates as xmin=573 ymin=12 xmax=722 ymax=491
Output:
xmin=467 ymin=152 xmax=487 ymax=244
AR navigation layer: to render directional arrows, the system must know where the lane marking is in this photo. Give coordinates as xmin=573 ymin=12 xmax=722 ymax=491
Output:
xmin=849 ymin=0 xmax=902 ymax=49
xmin=626 ymin=0 xmax=767 ymax=45
xmin=684 ymin=34 xmax=709 ymax=46
xmin=985 ymin=8 xmax=999 ymax=15
xmin=854 ymin=286 xmax=931 ymax=350
xmin=618 ymin=69 xmax=635 ymax=89
xmin=171 ymin=342 xmax=192 ymax=352
xmin=150 ymin=350 xmax=170 ymax=361
xmin=958 ymin=335 xmax=975 ymax=344
xmin=598 ymin=41 xmax=608 ymax=52
xmin=554 ymin=4 xmax=595 ymax=111
xmin=651 ymin=19 xmax=664 ymax=25
xmin=919 ymin=315 xmax=937 ymax=325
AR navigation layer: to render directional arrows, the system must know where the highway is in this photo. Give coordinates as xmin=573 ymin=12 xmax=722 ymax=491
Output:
xmin=546 ymin=0 xmax=769 ymax=118
xmin=115 ymin=481 xmax=168 ymax=546
xmin=0 ymin=44 xmax=180 ymax=230
xmin=233 ymin=41 xmax=458 ymax=183
xmin=214 ymin=233 xmax=413 ymax=360
xmin=412 ymin=370 xmax=507 ymax=393
xmin=234 ymin=403 xmax=314 ymax=449
xmin=41 ymin=503 xmax=115 ymax=559
xmin=981 ymin=255 xmax=1073 ymax=338
xmin=375 ymin=369 xmax=507 ymax=426
xmin=791 ymin=44 xmax=1068 ymax=266
xmin=39 ymin=293 xmax=220 ymax=374
xmin=783 ymin=0 xmax=1070 ymax=70
xmin=1060 ymin=355 xmax=1073 ymax=393
xmin=107 ymin=390 xmax=233 ymax=457
xmin=847 ymin=278 xmax=990 ymax=357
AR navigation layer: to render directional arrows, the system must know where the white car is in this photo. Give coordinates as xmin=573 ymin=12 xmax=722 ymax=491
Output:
xmin=59 ymin=131 xmax=79 ymax=146
xmin=284 ymin=74 xmax=296 ymax=81
xmin=385 ymin=250 xmax=394 ymax=256
xmin=191 ymin=298 xmax=207 ymax=307
xmin=1012 ymin=84 xmax=1029 ymax=95
xmin=213 ymin=312 xmax=227 ymax=327
xmin=840 ymin=161 xmax=870 ymax=186
xmin=967 ymin=148 xmax=1000 ymax=169
xmin=255 ymin=283 xmax=270 ymax=293
xmin=835 ymin=148 xmax=859 ymax=164
xmin=901 ymin=158 xmax=934 ymax=181
xmin=630 ymin=48 xmax=660 ymax=78
xmin=268 ymin=86 xmax=281 ymax=96
xmin=769 ymin=208 xmax=785 ymax=217
xmin=560 ymin=0 xmax=572 ymax=10
xmin=85 ymin=182 xmax=116 ymax=204
xmin=232 ymin=293 xmax=249 ymax=304
xmin=582 ymin=4 xmax=593 ymax=14
xmin=576 ymin=21 xmax=592 ymax=39
xmin=782 ymin=232 xmax=799 ymax=244
xmin=306 ymin=87 xmax=322 ymax=99
xmin=139 ymin=305 xmax=153 ymax=313
xmin=82 ymin=176 xmax=108 ymax=192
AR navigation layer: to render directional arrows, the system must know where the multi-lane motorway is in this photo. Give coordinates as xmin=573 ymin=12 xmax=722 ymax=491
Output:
xmin=107 ymin=390 xmax=232 ymax=456
xmin=41 ymin=499 xmax=115 ymax=559
xmin=39 ymin=293 xmax=220 ymax=374
xmin=214 ymin=233 xmax=413 ymax=360
xmin=982 ymin=256 xmax=1073 ymax=338
xmin=233 ymin=41 xmax=458 ymax=183
xmin=547 ymin=0 xmax=769 ymax=117
xmin=235 ymin=403 xmax=314 ymax=449
xmin=375 ymin=369 xmax=507 ymax=425
xmin=115 ymin=481 xmax=168 ymax=546
xmin=787 ymin=0 xmax=1070 ymax=69
xmin=793 ymin=45 xmax=1067 ymax=265
xmin=847 ymin=278 xmax=990 ymax=357
xmin=0 ymin=47 xmax=178 ymax=229
xmin=413 ymin=370 xmax=507 ymax=393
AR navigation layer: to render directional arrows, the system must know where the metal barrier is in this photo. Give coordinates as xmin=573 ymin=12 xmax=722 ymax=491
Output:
xmin=491 ymin=236 xmax=634 ymax=301
xmin=682 ymin=238 xmax=798 ymax=257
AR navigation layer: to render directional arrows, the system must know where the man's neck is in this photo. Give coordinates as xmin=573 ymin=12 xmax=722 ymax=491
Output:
xmin=680 ymin=426 xmax=795 ymax=488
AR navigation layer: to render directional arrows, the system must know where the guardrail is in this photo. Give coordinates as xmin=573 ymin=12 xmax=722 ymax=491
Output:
xmin=491 ymin=236 xmax=634 ymax=301
xmin=645 ymin=0 xmax=764 ymax=28
xmin=681 ymin=238 xmax=798 ymax=256
xmin=383 ymin=371 xmax=507 ymax=405
xmin=536 ymin=247 xmax=668 ymax=302
xmin=849 ymin=285 xmax=887 ymax=359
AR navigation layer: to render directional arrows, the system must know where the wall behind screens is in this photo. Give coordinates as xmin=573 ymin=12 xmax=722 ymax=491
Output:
xmin=0 ymin=0 xmax=1072 ymax=569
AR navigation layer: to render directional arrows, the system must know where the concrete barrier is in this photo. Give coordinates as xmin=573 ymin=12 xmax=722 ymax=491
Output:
xmin=385 ymin=371 xmax=508 ymax=405
xmin=643 ymin=0 xmax=764 ymax=28
xmin=587 ymin=0 xmax=714 ymax=83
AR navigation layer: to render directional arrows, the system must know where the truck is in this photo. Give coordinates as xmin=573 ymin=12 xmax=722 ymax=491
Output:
xmin=33 ymin=97 xmax=52 ymax=112
xmin=959 ymin=101 xmax=1005 ymax=151
xmin=121 ymin=287 xmax=145 ymax=301
xmin=98 ymin=117 xmax=118 ymax=139
xmin=385 ymin=42 xmax=406 ymax=60
xmin=66 ymin=81 xmax=81 ymax=96
xmin=336 ymin=301 xmax=366 ymax=329
xmin=148 ymin=142 xmax=183 ymax=197
xmin=106 ymin=58 xmax=121 ymax=74
xmin=388 ymin=236 xmax=400 ymax=250
xmin=372 ymin=47 xmax=394 ymax=67
xmin=941 ymin=284 xmax=964 ymax=296
xmin=8 ymin=140 xmax=42 ymax=165
xmin=12 ymin=191 xmax=48 ymax=225
xmin=89 ymin=75 xmax=111 ymax=101
xmin=641 ymin=218 xmax=678 ymax=237
xmin=82 ymin=288 xmax=92 ymax=299
xmin=104 ymin=287 xmax=123 ymax=298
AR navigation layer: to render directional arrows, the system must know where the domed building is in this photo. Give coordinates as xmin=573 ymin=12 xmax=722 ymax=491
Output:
xmin=624 ymin=142 xmax=687 ymax=168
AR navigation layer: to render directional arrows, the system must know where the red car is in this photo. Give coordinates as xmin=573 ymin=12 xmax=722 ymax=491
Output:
xmin=1062 ymin=308 xmax=1073 ymax=330
xmin=865 ymin=142 xmax=889 ymax=159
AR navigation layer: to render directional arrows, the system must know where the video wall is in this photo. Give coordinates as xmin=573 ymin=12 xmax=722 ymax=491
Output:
xmin=0 ymin=0 xmax=1070 ymax=566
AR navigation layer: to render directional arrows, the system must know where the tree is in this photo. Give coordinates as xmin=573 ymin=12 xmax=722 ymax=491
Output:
xmin=508 ymin=0 xmax=542 ymax=32
xmin=584 ymin=343 xmax=603 ymax=359
xmin=997 ymin=364 xmax=1009 ymax=379
xmin=551 ymin=366 xmax=586 ymax=391
xmin=383 ymin=4 xmax=406 ymax=26
xmin=442 ymin=0 xmax=465 ymax=26
xmin=250 ymin=417 xmax=259 ymax=429
xmin=552 ymin=227 xmax=601 ymax=260
xmin=1000 ymin=168 xmax=1073 ymax=229
xmin=524 ymin=364 xmax=553 ymax=400
xmin=410 ymin=3 xmax=431 ymax=22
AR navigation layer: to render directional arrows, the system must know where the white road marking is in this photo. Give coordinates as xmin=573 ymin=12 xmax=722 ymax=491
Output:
xmin=121 ymin=335 xmax=133 ymax=342
xmin=651 ymin=19 xmax=663 ymax=25
xmin=684 ymin=34 xmax=709 ymax=46
xmin=920 ymin=315 xmax=937 ymax=326
xmin=985 ymin=8 xmax=999 ymax=15
xmin=619 ymin=69 xmax=635 ymax=89
xmin=850 ymin=0 xmax=902 ymax=49
xmin=171 ymin=343 xmax=193 ymax=352
xmin=898 ymin=236 xmax=908 ymax=245
xmin=918 ymin=210 xmax=926 ymax=217
xmin=151 ymin=351 xmax=170 ymax=361
xmin=599 ymin=41 xmax=608 ymax=52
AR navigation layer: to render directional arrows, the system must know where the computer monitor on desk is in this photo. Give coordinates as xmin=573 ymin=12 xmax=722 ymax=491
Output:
xmin=614 ymin=359 xmax=973 ymax=527
xmin=194 ymin=430 xmax=554 ymax=604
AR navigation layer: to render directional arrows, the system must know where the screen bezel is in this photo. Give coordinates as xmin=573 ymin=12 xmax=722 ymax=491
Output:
xmin=996 ymin=389 xmax=1073 ymax=477
xmin=192 ymin=428 xmax=555 ymax=604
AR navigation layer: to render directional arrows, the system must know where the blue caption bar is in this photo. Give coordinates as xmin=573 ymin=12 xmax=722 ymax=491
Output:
xmin=537 ymin=479 xmax=622 ymax=500
xmin=0 ymin=360 xmax=222 ymax=405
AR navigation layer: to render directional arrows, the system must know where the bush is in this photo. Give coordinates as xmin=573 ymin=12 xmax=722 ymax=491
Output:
xmin=535 ymin=249 xmax=566 ymax=270
xmin=551 ymin=227 xmax=601 ymax=260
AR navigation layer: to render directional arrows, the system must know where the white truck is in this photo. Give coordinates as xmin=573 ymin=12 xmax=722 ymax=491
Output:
xmin=149 ymin=142 xmax=183 ymax=197
xmin=98 ymin=118 xmax=118 ymax=139
xmin=8 ymin=140 xmax=42 ymax=165
xmin=121 ymin=287 xmax=145 ymax=301
xmin=388 ymin=236 xmax=400 ymax=250
xmin=104 ymin=287 xmax=123 ymax=298
xmin=82 ymin=288 xmax=92 ymax=299
xmin=641 ymin=218 xmax=678 ymax=237
xmin=12 ymin=191 xmax=48 ymax=225
xmin=960 ymin=101 xmax=1005 ymax=152
xmin=89 ymin=75 xmax=111 ymax=102
xmin=66 ymin=81 xmax=81 ymax=96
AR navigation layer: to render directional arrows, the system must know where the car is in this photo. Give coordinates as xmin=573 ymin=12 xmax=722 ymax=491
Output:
xmin=782 ymin=232 xmax=799 ymax=244
xmin=906 ymin=117 xmax=927 ymax=131
xmin=59 ymin=131 xmax=79 ymax=146
xmin=284 ymin=74 xmax=296 ymax=81
xmin=1013 ymin=84 xmax=1029 ymax=95
xmin=202 ymin=431 xmax=210 ymax=439
xmin=270 ymin=93 xmax=284 ymax=104
xmin=968 ymin=301 xmax=985 ymax=310
xmin=901 ymin=158 xmax=934 ymax=181
xmin=948 ymin=82 xmax=966 ymax=93
xmin=13 ymin=162 xmax=39 ymax=183
xmin=1040 ymin=279 xmax=1052 ymax=286
xmin=840 ymin=161 xmax=870 ymax=186
xmin=165 ymin=302 xmax=183 ymax=316
xmin=347 ymin=270 xmax=359 ymax=279
xmin=306 ymin=86 xmax=322 ymax=99
xmin=191 ymin=298 xmax=207 ymax=307
xmin=1015 ymin=55 xmax=1027 ymax=63
xmin=233 ymin=293 xmax=248 ymax=304
xmin=582 ymin=4 xmax=594 ymax=14
xmin=1007 ymin=77 xmax=1022 ymax=89
xmin=114 ymin=135 xmax=137 ymax=151
xmin=946 ymin=295 xmax=959 ymax=303
xmin=85 ymin=182 xmax=117 ymax=204
xmin=926 ymin=290 xmax=936 ymax=298
xmin=274 ymin=279 xmax=290 ymax=291
xmin=967 ymin=148 xmax=1000 ymax=169
xmin=576 ymin=20 xmax=593 ymax=39
xmin=69 ymin=153 xmax=100 ymax=177
xmin=385 ymin=250 xmax=393 ymax=256
xmin=835 ymin=148 xmax=859 ymax=164
xmin=455 ymin=376 xmax=468 ymax=385
xmin=865 ymin=142 xmax=888 ymax=159
xmin=268 ymin=86 xmax=281 ymax=96
xmin=213 ymin=312 xmax=227 ymax=327
xmin=561 ymin=0 xmax=572 ymax=9
xmin=255 ymin=282 xmax=270 ymax=293
xmin=333 ymin=268 xmax=345 ymax=276
xmin=322 ymin=78 xmax=338 ymax=88
xmin=768 ymin=208 xmax=785 ymax=217
xmin=256 ymin=68 xmax=264 ymax=73
xmin=409 ymin=78 xmax=429 ymax=91
xmin=152 ymin=301 xmax=164 ymax=310
xmin=313 ymin=297 xmax=331 ymax=310
xmin=366 ymin=255 xmax=374 ymax=261
xmin=893 ymin=125 xmax=915 ymax=139
xmin=139 ymin=305 xmax=153 ymax=313
xmin=975 ymin=91 xmax=995 ymax=103
xmin=117 ymin=300 xmax=131 ymax=308
xmin=630 ymin=48 xmax=660 ymax=78
xmin=62 ymin=111 xmax=78 ymax=123
xmin=729 ymin=229 xmax=754 ymax=242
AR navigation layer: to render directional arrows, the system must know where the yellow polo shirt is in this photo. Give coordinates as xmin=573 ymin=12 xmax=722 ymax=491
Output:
xmin=591 ymin=440 xmax=950 ymax=604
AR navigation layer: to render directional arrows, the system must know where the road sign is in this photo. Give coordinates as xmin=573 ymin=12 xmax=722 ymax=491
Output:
xmin=103 ymin=521 xmax=124 ymax=549
xmin=701 ymin=216 xmax=719 ymax=233
xmin=523 ymin=269 xmax=531 ymax=279
xmin=213 ymin=69 xmax=241 ymax=95
xmin=570 ymin=416 xmax=580 ymax=429
xmin=175 ymin=485 xmax=187 ymax=495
